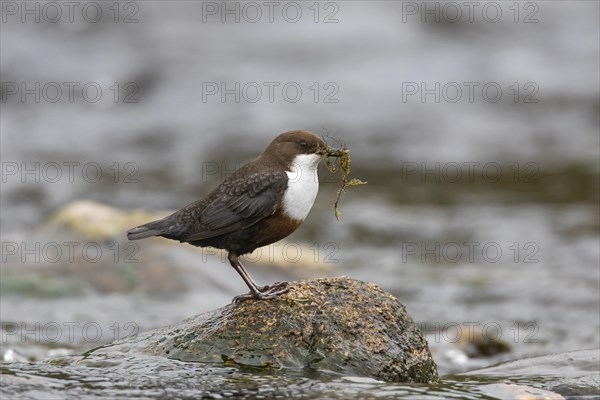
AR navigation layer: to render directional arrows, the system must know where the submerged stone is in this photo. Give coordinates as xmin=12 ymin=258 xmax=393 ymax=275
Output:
xmin=91 ymin=277 xmax=438 ymax=383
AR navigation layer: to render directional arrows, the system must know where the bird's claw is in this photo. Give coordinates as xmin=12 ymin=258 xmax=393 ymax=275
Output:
xmin=233 ymin=282 xmax=290 ymax=304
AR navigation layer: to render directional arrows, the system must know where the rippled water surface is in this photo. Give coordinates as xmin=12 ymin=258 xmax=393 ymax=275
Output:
xmin=2 ymin=350 xmax=596 ymax=399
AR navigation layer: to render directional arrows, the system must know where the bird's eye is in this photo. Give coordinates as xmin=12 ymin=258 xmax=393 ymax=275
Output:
xmin=299 ymin=141 xmax=308 ymax=147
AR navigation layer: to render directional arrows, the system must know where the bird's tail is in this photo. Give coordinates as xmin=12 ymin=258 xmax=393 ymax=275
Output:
xmin=127 ymin=218 xmax=170 ymax=240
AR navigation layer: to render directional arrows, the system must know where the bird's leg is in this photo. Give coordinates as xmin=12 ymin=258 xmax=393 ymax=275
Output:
xmin=228 ymin=253 xmax=290 ymax=302
xmin=230 ymin=254 xmax=263 ymax=288
xmin=228 ymin=253 xmax=262 ymax=297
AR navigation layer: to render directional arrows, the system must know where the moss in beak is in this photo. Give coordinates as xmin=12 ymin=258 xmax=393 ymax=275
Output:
xmin=325 ymin=147 xmax=346 ymax=158
xmin=317 ymin=146 xmax=345 ymax=158
xmin=320 ymin=146 xmax=367 ymax=220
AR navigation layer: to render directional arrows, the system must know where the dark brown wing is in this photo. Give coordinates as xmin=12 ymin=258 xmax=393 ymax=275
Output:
xmin=178 ymin=170 xmax=288 ymax=242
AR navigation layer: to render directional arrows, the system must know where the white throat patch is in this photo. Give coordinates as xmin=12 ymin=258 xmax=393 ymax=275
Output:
xmin=282 ymin=153 xmax=321 ymax=221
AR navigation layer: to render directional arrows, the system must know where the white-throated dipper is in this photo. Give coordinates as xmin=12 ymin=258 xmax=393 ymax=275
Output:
xmin=127 ymin=130 xmax=343 ymax=302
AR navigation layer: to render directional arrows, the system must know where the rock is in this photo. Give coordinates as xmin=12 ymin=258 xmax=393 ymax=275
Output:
xmin=46 ymin=199 xmax=170 ymax=240
xmin=458 ymin=326 xmax=511 ymax=358
xmin=463 ymin=349 xmax=600 ymax=399
xmin=89 ymin=277 xmax=438 ymax=383
xmin=478 ymin=383 xmax=565 ymax=400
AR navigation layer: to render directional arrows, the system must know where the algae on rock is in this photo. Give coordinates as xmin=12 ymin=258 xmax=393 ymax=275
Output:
xmin=90 ymin=277 xmax=438 ymax=383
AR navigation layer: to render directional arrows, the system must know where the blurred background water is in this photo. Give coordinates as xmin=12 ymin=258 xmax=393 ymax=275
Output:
xmin=1 ymin=1 xmax=599 ymax=398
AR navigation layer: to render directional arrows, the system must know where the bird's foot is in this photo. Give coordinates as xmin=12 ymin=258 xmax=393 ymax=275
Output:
xmin=259 ymin=281 xmax=288 ymax=292
xmin=233 ymin=282 xmax=290 ymax=303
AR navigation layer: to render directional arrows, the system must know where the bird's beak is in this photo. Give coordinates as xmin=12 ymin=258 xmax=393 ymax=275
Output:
xmin=319 ymin=146 xmax=346 ymax=158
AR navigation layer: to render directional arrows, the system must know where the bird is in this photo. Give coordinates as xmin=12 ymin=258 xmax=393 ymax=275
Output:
xmin=127 ymin=130 xmax=343 ymax=302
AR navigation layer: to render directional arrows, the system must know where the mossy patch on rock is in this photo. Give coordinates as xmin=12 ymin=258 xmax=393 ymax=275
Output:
xmin=90 ymin=277 xmax=438 ymax=383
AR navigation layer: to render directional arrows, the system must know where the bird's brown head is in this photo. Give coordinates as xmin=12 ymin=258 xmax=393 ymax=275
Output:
xmin=260 ymin=130 xmax=343 ymax=167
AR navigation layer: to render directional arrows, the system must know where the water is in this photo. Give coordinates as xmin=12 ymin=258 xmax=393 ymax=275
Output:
xmin=1 ymin=350 xmax=597 ymax=399
xmin=1 ymin=0 xmax=599 ymax=398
